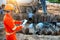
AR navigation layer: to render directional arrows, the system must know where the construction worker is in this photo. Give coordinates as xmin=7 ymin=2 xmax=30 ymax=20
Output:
xmin=40 ymin=0 xmax=47 ymax=14
xmin=3 ymin=4 xmax=26 ymax=40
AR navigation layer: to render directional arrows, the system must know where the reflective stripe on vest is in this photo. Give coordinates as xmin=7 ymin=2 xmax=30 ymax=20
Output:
xmin=6 ymin=32 xmax=15 ymax=35
xmin=12 ymin=26 xmax=17 ymax=30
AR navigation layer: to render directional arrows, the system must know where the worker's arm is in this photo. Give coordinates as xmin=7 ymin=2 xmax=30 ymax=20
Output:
xmin=4 ymin=20 xmax=23 ymax=32
xmin=12 ymin=25 xmax=23 ymax=31
xmin=12 ymin=19 xmax=28 ymax=31
xmin=13 ymin=20 xmax=22 ymax=24
xmin=12 ymin=20 xmax=23 ymax=31
xmin=4 ymin=18 xmax=23 ymax=32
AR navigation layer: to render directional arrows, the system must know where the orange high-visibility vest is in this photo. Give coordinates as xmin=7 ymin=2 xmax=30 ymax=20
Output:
xmin=3 ymin=13 xmax=23 ymax=40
